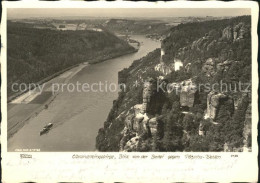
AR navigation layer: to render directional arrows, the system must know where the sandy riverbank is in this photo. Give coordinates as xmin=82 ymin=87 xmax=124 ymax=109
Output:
xmin=7 ymin=47 xmax=138 ymax=140
xmin=7 ymin=63 xmax=88 ymax=139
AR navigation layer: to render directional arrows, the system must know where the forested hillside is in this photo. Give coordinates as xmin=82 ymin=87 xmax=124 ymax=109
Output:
xmin=7 ymin=22 xmax=136 ymax=97
xmin=96 ymin=16 xmax=252 ymax=152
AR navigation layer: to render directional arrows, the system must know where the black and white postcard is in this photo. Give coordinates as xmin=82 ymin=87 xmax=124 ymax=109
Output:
xmin=1 ymin=1 xmax=259 ymax=182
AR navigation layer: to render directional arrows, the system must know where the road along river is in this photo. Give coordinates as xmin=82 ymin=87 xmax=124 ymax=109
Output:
xmin=7 ymin=35 xmax=160 ymax=151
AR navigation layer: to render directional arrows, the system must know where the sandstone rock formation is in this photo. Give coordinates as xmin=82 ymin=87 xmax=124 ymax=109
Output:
xmin=233 ymin=22 xmax=248 ymax=40
xmin=191 ymin=35 xmax=210 ymax=51
xmin=125 ymin=113 xmax=135 ymax=130
xmin=217 ymin=60 xmax=233 ymax=72
xmin=120 ymin=79 xmax=158 ymax=151
xmin=205 ymin=91 xmax=226 ymax=119
xmin=204 ymin=91 xmax=234 ymax=120
xmin=154 ymin=62 xmax=174 ymax=75
xmin=222 ymin=26 xmax=233 ymax=40
xmin=154 ymin=42 xmax=175 ymax=75
xmin=160 ymin=47 xmax=165 ymax=61
xmin=185 ymin=63 xmax=191 ymax=72
xmin=155 ymin=40 xmax=183 ymax=75
xmin=142 ymin=78 xmax=156 ymax=114
xmin=206 ymin=40 xmax=217 ymax=51
xmin=97 ymin=17 xmax=251 ymax=152
xmin=119 ymin=127 xmax=135 ymax=151
xmin=132 ymin=114 xmax=144 ymax=133
xmin=148 ymin=117 xmax=158 ymax=137
xmin=123 ymin=136 xmax=140 ymax=152
xmin=202 ymin=58 xmax=216 ymax=77
xmin=222 ymin=23 xmax=249 ymax=41
xmin=174 ymin=58 xmax=183 ymax=71
xmin=243 ymin=103 xmax=251 ymax=151
xmin=198 ymin=123 xmax=204 ymax=136
xmin=179 ymin=79 xmax=197 ymax=108
xmin=167 ymin=79 xmax=197 ymax=108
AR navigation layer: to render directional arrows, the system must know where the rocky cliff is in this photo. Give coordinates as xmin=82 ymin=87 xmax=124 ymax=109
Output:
xmin=204 ymin=91 xmax=234 ymax=120
xmin=96 ymin=16 xmax=252 ymax=152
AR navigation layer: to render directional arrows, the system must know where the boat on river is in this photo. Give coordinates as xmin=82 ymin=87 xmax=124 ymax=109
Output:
xmin=40 ymin=123 xmax=53 ymax=136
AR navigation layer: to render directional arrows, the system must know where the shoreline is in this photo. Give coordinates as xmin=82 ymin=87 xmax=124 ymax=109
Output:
xmin=7 ymin=63 xmax=88 ymax=140
xmin=7 ymin=48 xmax=138 ymax=103
xmin=7 ymin=47 xmax=138 ymax=140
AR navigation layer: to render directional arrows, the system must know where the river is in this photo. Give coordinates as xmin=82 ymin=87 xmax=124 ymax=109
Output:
xmin=7 ymin=35 xmax=160 ymax=151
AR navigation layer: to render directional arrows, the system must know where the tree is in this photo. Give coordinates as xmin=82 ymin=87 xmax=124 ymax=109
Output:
xmin=227 ymin=95 xmax=249 ymax=148
xmin=188 ymin=134 xmax=209 ymax=152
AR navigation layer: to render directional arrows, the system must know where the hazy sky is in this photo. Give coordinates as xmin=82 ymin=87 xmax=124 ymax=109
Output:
xmin=8 ymin=8 xmax=251 ymax=19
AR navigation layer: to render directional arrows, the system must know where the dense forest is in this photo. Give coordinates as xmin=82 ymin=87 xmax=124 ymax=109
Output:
xmin=96 ymin=16 xmax=252 ymax=152
xmin=7 ymin=21 xmax=136 ymax=97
